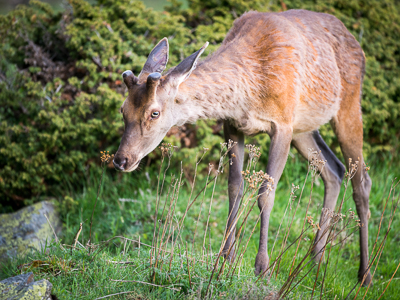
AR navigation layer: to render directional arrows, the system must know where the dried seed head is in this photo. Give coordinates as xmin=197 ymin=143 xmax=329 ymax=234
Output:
xmin=159 ymin=143 xmax=176 ymax=157
xmin=100 ymin=150 xmax=114 ymax=163
xmin=246 ymin=144 xmax=262 ymax=160
xmin=242 ymin=169 xmax=274 ymax=192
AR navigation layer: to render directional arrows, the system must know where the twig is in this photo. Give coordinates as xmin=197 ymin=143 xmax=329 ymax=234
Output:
xmin=345 ymin=229 xmax=391 ymax=299
xmin=283 ymin=262 xmax=316 ymax=297
xmin=110 ymin=279 xmax=181 ymax=291
xmin=90 ymin=236 xmax=153 ymax=261
xmin=152 ymin=175 xmax=176 ymax=281
xmin=311 ymin=238 xmax=327 ymax=299
xmin=320 ymin=238 xmax=334 ymax=300
xmin=94 ymin=291 xmax=136 ymax=299
xmin=89 ymin=163 xmax=106 ymax=249
xmin=107 ymin=260 xmax=135 ymax=265
xmin=362 ymin=180 xmax=400 ymax=298
xmin=192 ymin=166 xmax=212 ymax=257
xmin=122 ymin=238 xmax=127 ymax=256
xmin=73 ymin=223 xmax=83 ymax=249
xmin=168 ymin=227 xmax=175 ymax=272
xmin=150 ymin=156 xmax=165 ymax=266
xmin=275 ymin=168 xmax=310 ymax=277
xmin=44 ymin=213 xmax=64 ymax=250
xmin=186 ymin=242 xmax=192 ymax=290
xmin=138 ymin=235 xmax=141 ymax=257
xmin=377 ymin=260 xmax=400 ymax=300
xmin=288 ymin=172 xmax=316 ymax=276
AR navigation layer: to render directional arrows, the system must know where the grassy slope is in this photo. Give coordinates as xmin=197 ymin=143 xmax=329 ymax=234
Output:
xmin=1 ymin=148 xmax=399 ymax=299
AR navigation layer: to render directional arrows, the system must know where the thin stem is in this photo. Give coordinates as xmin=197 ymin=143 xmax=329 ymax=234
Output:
xmin=150 ymin=156 xmax=165 ymax=265
xmin=88 ymin=163 xmax=106 ymax=250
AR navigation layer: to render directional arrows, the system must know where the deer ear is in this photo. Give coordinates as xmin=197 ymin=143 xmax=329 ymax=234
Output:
xmin=168 ymin=42 xmax=209 ymax=86
xmin=138 ymin=38 xmax=169 ymax=81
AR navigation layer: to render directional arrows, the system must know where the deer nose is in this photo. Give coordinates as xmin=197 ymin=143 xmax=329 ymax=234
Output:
xmin=113 ymin=157 xmax=127 ymax=171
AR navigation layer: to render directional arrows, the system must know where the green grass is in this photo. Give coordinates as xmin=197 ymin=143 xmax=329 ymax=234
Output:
xmin=1 ymin=145 xmax=399 ymax=299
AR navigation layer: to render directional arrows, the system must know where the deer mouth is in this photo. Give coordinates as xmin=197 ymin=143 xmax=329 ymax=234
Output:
xmin=124 ymin=158 xmax=141 ymax=172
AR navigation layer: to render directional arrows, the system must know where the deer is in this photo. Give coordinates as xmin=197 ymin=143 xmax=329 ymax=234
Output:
xmin=113 ymin=9 xmax=372 ymax=285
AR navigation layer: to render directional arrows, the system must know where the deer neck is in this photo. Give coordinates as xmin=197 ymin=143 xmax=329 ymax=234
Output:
xmin=174 ymin=55 xmax=251 ymax=126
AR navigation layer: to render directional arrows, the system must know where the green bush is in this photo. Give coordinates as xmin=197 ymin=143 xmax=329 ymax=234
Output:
xmin=1 ymin=0 xmax=399 ymax=210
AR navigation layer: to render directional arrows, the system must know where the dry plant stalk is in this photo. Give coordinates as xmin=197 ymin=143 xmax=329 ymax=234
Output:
xmin=110 ymin=279 xmax=181 ymax=291
xmin=361 ymin=179 xmax=400 ymax=299
xmin=205 ymin=144 xmax=275 ymax=298
xmin=203 ymin=141 xmax=236 ymax=253
xmin=192 ymin=152 xmax=211 ymax=257
xmin=73 ymin=223 xmax=83 ymax=248
xmin=243 ymin=153 xmax=368 ymax=299
xmin=90 ymin=143 xmax=398 ymax=300
xmin=150 ymin=143 xmax=171 ymax=266
xmin=346 ymin=180 xmax=400 ymax=300
xmin=287 ymin=149 xmax=326 ymax=277
xmin=152 ymin=175 xmax=177 ymax=278
xmin=88 ymin=151 xmax=113 ymax=250
xmin=186 ymin=242 xmax=192 ymax=290
xmin=44 ymin=213 xmax=65 ymax=251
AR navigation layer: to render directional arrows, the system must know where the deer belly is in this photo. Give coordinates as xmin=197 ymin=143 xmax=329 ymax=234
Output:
xmin=292 ymin=98 xmax=340 ymax=134
xmin=292 ymin=60 xmax=342 ymax=134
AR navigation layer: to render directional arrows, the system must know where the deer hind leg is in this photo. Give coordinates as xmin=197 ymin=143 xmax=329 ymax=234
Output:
xmin=332 ymin=85 xmax=372 ymax=286
xmin=255 ymin=125 xmax=292 ymax=276
xmin=292 ymin=131 xmax=345 ymax=261
xmin=222 ymin=121 xmax=245 ymax=260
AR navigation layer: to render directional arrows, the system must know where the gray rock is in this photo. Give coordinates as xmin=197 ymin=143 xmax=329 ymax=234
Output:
xmin=0 ymin=272 xmax=34 ymax=295
xmin=0 ymin=272 xmax=53 ymax=300
xmin=0 ymin=201 xmax=62 ymax=262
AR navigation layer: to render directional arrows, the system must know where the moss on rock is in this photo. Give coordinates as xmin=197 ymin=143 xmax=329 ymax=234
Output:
xmin=0 ymin=272 xmax=53 ymax=300
xmin=0 ymin=201 xmax=61 ymax=262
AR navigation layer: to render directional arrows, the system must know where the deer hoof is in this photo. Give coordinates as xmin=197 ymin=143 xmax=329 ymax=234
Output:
xmin=254 ymin=252 xmax=270 ymax=277
xmin=359 ymin=270 xmax=373 ymax=287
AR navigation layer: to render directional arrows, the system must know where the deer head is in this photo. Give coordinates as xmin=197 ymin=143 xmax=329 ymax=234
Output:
xmin=113 ymin=38 xmax=209 ymax=171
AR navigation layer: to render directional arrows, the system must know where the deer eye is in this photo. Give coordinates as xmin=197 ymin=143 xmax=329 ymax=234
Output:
xmin=151 ymin=111 xmax=160 ymax=119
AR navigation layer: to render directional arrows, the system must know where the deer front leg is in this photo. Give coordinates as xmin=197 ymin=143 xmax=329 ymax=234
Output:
xmin=255 ymin=126 xmax=292 ymax=276
xmin=222 ymin=121 xmax=245 ymax=260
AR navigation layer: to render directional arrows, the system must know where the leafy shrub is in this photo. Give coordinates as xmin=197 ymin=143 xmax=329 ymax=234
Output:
xmin=1 ymin=0 xmax=399 ymax=209
xmin=0 ymin=0 xmax=184 ymax=209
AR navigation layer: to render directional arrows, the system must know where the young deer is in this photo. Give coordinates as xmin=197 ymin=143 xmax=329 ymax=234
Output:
xmin=113 ymin=9 xmax=372 ymax=285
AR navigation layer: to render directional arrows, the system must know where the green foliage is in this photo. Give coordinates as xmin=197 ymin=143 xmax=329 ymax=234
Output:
xmin=1 ymin=0 xmax=399 ymax=207
xmin=0 ymin=0 xmax=192 ymax=207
